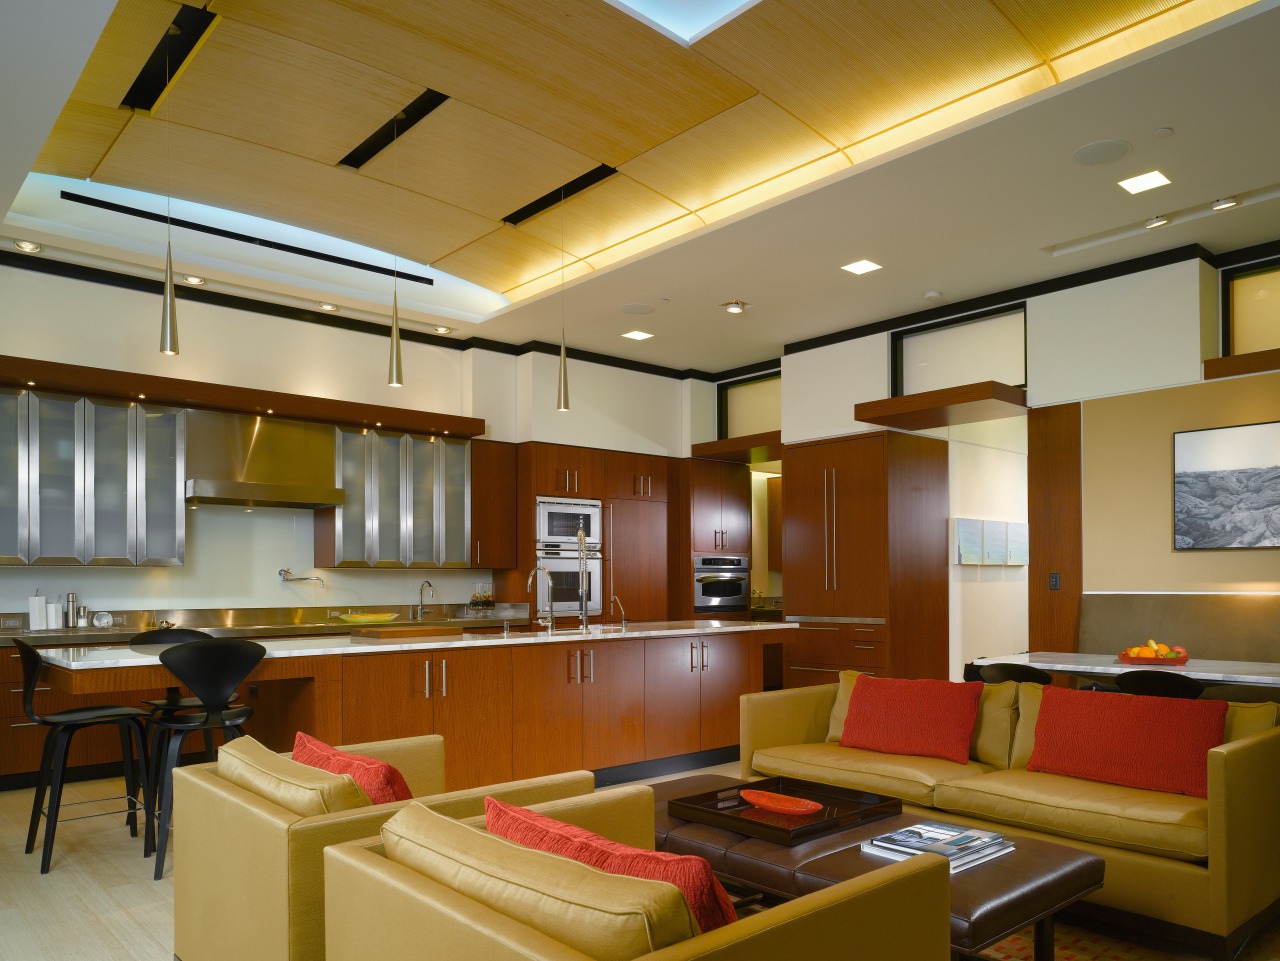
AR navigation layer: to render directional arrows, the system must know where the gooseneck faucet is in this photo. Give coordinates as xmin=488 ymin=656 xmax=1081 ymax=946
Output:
xmin=415 ymin=579 xmax=435 ymax=620
xmin=577 ymin=520 xmax=589 ymax=633
xmin=612 ymin=595 xmax=627 ymax=632
xmin=526 ymin=564 xmax=555 ymax=632
xmin=279 ymin=568 xmax=326 ymax=588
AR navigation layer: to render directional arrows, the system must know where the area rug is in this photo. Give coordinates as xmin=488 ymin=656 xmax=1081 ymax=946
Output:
xmin=979 ymin=917 xmax=1280 ymax=961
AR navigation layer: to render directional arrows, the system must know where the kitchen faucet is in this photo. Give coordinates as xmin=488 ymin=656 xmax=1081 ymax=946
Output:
xmin=415 ymin=579 xmax=435 ymax=620
xmin=526 ymin=564 xmax=556 ymax=632
xmin=577 ymin=521 xmax=589 ymax=633
xmin=278 ymin=568 xmax=325 ymax=588
xmin=611 ymin=595 xmax=627 ymax=632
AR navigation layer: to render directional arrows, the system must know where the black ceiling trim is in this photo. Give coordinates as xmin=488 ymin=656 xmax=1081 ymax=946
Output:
xmin=60 ymin=191 xmax=434 ymax=286
xmin=1215 ymin=238 xmax=1280 ymax=270
xmin=120 ymin=5 xmax=216 ymax=110
xmin=505 ymin=340 xmax=710 ymax=381
xmin=784 ymin=243 xmax=1216 ymax=356
xmin=503 ymin=165 xmax=617 ymax=226
xmin=338 ymin=90 xmax=451 ymax=169
xmin=714 ymin=359 xmax=782 ymax=385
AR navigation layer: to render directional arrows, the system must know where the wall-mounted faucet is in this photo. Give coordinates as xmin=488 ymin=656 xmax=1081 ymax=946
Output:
xmin=414 ymin=579 xmax=435 ymax=620
xmin=279 ymin=568 xmax=325 ymax=588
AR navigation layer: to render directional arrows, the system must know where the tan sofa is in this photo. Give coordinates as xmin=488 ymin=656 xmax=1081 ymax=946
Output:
xmin=172 ymin=734 xmax=596 ymax=961
xmin=740 ymin=676 xmax=1280 ymax=959
xmin=323 ymin=784 xmax=953 ymax=961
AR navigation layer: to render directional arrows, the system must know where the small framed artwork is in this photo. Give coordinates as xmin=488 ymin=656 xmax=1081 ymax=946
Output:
xmin=1173 ymin=420 xmax=1280 ymax=551
xmin=956 ymin=518 xmax=983 ymax=564
xmin=982 ymin=520 xmax=1008 ymax=565
xmin=1006 ymin=522 xmax=1029 ymax=566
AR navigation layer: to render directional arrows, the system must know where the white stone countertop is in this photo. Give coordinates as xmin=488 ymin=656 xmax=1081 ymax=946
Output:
xmin=974 ymin=651 xmax=1280 ymax=687
xmin=36 ymin=620 xmax=795 ymax=670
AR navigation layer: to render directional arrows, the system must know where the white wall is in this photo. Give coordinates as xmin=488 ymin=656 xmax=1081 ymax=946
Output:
xmin=460 ymin=348 xmax=518 ymax=441
xmin=1026 ymin=259 xmax=1217 ymax=406
xmin=944 ymin=419 xmax=1029 ymax=678
xmin=781 ymin=333 xmax=890 ymax=443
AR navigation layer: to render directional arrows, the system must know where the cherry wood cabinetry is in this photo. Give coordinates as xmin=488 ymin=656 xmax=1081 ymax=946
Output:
xmin=529 ymin=443 xmax=602 ymax=498
xmin=511 ymin=638 xmax=645 ymax=779
xmin=782 ymin=431 xmax=948 ymax=680
xmin=689 ymin=459 xmax=751 ymax=554
xmin=604 ymin=498 xmax=668 ymax=622
xmin=783 ymin=622 xmax=891 ymax=689
xmin=602 ymin=450 xmax=670 ymax=501
xmin=341 ymin=647 xmax=513 ymax=790
xmin=470 ymin=439 xmax=517 ymax=569
xmin=642 ymin=632 xmax=758 ymax=760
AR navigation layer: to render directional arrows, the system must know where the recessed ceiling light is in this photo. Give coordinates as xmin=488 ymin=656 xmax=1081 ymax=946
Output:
xmin=841 ymin=259 xmax=882 ymax=275
xmin=622 ymin=330 xmax=653 ymax=340
xmin=1211 ymin=197 xmax=1238 ymax=210
xmin=266 ymin=409 xmax=274 ymax=414
xmin=14 ymin=240 xmax=42 ymax=253
xmin=182 ymin=274 xmax=206 ymax=285
xmin=923 ymin=290 xmax=944 ymax=302
xmin=25 ymin=380 xmax=35 ymax=387
xmin=720 ymin=300 xmax=750 ymax=313
xmin=1118 ymin=171 xmax=1170 ymax=194
xmin=318 ymin=303 xmax=338 ymax=311
xmin=137 ymin=394 xmax=146 ymax=399
xmin=433 ymin=325 xmax=452 ymax=334
xmin=1145 ymin=215 xmax=1170 ymax=229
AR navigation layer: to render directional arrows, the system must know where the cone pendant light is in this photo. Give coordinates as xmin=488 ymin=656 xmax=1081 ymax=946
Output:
xmin=388 ymin=289 xmax=403 ymax=387
xmin=159 ymin=241 xmax=178 ymax=355
xmin=556 ymin=329 xmax=570 ymax=411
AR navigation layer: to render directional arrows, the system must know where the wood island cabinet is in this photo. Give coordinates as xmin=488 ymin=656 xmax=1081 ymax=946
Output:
xmin=643 ymin=631 xmax=757 ymax=760
xmin=689 ymin=459 xmax=751 ymax=554
xmin=510 ymin=638 xmax=645 ymax=779
xmin=529 ymin=443 xmax=602 ymax=498
xmin=470 ymin=439 xmax=517 ymax=569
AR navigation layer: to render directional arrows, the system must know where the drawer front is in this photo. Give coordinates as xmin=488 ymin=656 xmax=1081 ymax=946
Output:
xmin=784 ymin=662 xmax=887 ymax=688
xmin=0 ymin=715 xmax=48 ymax=776
xmin=1 ymin=650 xmax=21 ymax=682
xmin=787 ymin=624 xmax=890 ymax=669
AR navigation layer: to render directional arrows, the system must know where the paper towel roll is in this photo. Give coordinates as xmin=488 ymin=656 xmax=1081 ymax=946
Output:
xmin=46 ymin=602 xmax=61 ymax=630
xmin=28 ymin=596 xmax=45 ymax=630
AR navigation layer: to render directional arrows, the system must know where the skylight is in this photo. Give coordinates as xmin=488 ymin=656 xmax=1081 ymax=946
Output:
xmin=603 ymin=0 xmax=762 ymax=44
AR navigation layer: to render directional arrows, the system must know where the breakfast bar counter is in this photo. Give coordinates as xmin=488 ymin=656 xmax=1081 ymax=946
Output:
xmin=973 ymin=651 xmax=1280 ymax=688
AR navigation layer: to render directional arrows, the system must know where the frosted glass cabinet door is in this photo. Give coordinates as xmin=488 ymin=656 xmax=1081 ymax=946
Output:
xmin=331 ymin=428 xmax=371 ymax=566
xmin=29 ymin=391 xmax=84 ymax=565
xmin=405 ymin=434 xmax=438 ymax=567
xmin=369 ymin=431 xmax=407 ymax=567
xmin=0 ymin=389 xmax=28 ymax=564
xmin=439 ymin=438 xmax=470 ymax=567
xmin=84 ymin=398 xmax=136 ymax=565
xmin=136 ymin=405 xmax=185 ymax=565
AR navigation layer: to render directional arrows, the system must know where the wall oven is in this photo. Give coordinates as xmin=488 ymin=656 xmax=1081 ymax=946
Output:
xmin=535 ymin=497 xmax=602 ymax=550
xmin=693 ymin=554 xmax=749 ymax=614
xmin=535 ymin=548 xmax=603 ymax=616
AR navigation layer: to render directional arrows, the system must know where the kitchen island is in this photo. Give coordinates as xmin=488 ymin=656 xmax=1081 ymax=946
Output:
xmin=7 ymin=621 xmax=794 ymax=789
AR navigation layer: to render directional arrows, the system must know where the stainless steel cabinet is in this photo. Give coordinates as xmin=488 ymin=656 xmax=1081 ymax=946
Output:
xmin=3 ymin=391 xmax=185 ymax=566
xmin=325 ymin=429 xmax=470 ymax=568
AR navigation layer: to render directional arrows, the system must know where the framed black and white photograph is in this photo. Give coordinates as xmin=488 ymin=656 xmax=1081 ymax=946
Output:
xmin=1173 ymin=420 xmax=1280 ymax=550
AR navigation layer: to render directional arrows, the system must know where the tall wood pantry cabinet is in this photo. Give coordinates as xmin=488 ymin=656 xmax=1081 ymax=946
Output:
xmin=781 ymin=431 xmax=948 ymax=683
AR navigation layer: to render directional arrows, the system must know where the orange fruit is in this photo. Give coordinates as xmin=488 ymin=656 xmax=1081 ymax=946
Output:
xmin=1156 ymin=643 xmax=1170 ymax=655
xmin=1137 ymin=648 xmax=1157 ymax=658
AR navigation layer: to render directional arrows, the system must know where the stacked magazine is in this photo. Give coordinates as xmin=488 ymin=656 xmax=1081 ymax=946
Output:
xmin=863 ymin=821 xmax=1014 ymax=874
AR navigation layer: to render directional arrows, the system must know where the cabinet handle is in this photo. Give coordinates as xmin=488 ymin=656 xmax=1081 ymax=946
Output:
xmin=564 ymin=469 xmax=570 ymax=491
xmin=574 ymin=470 xmax=579 ymax=493
xmin=12 ymin=687 xmax=51 ymax=693
xmin=475 ymin=540 xmax=481 ymax=567
xmin=10 ymin=721 xmax=40 ymax=727
xmin=633 ymin=473 xmax=640 ymax=496
xmin=690 ymin=642 xmax=697 ymax=672
xmin=789 ymin=666 xmax=839 ymax=674
xmin=440 ymin=659 xmax=447 ymax=697
xmin=853 ymin=627 xmax=875 ymax=632
xmin=798 ymin=625 xmax=839 ymax=632
xmin=424 ymin=661 xmax=431 ymax=697
xmin=569 ymin=650 xmax=580 ymax=683
xmin=853 ymin=644 xmax=876 ymax=650
xmin=701 ymin=642 xmax=709 ymax=672
xmin=587 ymin=649 xmax=595 ymax=683
xmin=609 ymin=505 xmax=615 ymax=614
xmin=646 ymin=475 xmax=652 ymax=497
xmin=822 ymin=468 xmax=829 ymax=590
xmin=830 ymin=467 xmax=838 ymax=591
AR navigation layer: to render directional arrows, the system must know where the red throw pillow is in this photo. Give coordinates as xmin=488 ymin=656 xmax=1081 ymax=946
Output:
xmin=485 ymin=796 xmax=737 ymax=933
xmin=291 ymin=732 xmax=412 ymax=805
xmin=1026 ymin=687 xmax=1227 ymax=798
xmin=839 ymin=676 xmax=983 ymax=764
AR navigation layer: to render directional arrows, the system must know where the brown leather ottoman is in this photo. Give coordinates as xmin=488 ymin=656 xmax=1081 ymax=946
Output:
xmin=652 ymin=775 xmax=1105 ymax=961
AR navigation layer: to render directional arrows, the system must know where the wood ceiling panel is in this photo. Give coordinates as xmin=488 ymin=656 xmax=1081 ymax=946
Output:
xmin=432 ymin=225 xmax=581 ymax=295
xmin=620 ymin=95 xmax=841 ymax=213
xmin=692 ymin=0 xmax=1043 ymax=148
xmin=93 ymin=114 xmax=495 ymax=266
xmin=991 ymin=0 xmax=1181 ymax=58
xmin=516 ymin=176 xmax=690 ymax=261
xmin=206 ymin=0 xmax=756 ymax=166
xmin=34 ymin=100 xmax=132 ymax=180
xmin=69 ymin=0 xmax=181 ymax=109
xmin=359 ymin=99 xmax=599 ymax=222
xmin=153 ymin=18 xmax=423 ymax=166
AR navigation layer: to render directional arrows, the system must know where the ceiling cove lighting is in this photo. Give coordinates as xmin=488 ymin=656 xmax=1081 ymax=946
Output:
xmin=1145 ymin=215 xmax=1170 ymax=229
xmin=182 ymin=274 xmax=205 ymax=285
xmin=433 ymin=325 xmax=452 ymax=334
xmin=1118 ymin=171 xmax=1170 ymax=194
xmin=720 ymin=300 xmax=749 ymax=313
xmin=319 ymin=302 xmax=338 ymax=311
xmin=1211 ymin=197 xmax=1238 ymax=210
xmin=841 ymin=259 xmax=882 ymax=275
xmin=622 ymin=330 xmax=653 ymax=340
xmin=14 ymin=239 xmax=42 ymax=253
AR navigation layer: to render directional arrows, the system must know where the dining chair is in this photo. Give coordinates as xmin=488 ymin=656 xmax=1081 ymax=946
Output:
xmin=1115 ymin=669 xmax=1205 ymax=700
xmin=978 ymin=662 xmax=1054 ymax=685
xmin=13 ymin=639 xmax=152 ymax=874
xmin=148 ymin=637 xmax=266 ymax=880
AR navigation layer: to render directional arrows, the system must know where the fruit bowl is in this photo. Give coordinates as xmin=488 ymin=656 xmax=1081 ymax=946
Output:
xmin=1117 ymin=651 xmax=1188 ymax=666
xmin=739 ymin=789 xmax=823 ymax=815
xmin=338 ymin=612 xmax=399 ymax=624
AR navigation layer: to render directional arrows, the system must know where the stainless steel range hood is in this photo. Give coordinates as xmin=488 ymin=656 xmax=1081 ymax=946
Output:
xmin=184 ymin=409 xmax=344 ymax=509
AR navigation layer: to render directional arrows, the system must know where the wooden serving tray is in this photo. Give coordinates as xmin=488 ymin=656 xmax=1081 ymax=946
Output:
xmin=348 ymin=625 xmax=463 ymax=642
xmin=1117 ymin=652 xmax=1189 ymax=665
xmin=669 ymin=776 xmax=901 ymax=846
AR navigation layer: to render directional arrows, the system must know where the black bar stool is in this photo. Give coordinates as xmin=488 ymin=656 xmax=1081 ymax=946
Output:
xmin=14 ymin=639 xmax=152 ymax=874
xmin=131 ymin=628 xmax=239 ymax=760
xmin=148 ymin=637 xmax=265 ymax=880
xmin=1115 ymin=669 xmax=1205 ymax=699
xmin=978 ymin=662 xmax=1054 ymax=685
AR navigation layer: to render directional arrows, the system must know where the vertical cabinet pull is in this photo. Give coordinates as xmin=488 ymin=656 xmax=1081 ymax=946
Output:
xmin=575 ymin=649 xmax=583 ymax=683
xmin=609 ymin=505 xmax=615 ymax=614
xmin=564 ymin=469 xmax=569 ymax=491
xmin=689 ymin=642 xmax=698 ymax=672
xmin=574 ymin=470 xmax=579 ymax=493
xmin=646 ymin=475 xmax=652 ymax=497
xmin=822 ymin=468 xmax=829 ymax=590
xmin=830 ymin=467 xmax=838 ymax=590
xmin=424 ymin=661 xmax=431 ymax=697
xmin=475 ymin=540 xmax=481 ymax=567
xmin=440 ymin=659 xmax=447 ymax=697
xmin=701 ymin=642 xmax=709 ymax=672
xmin=587 ymin=649 xmax=595 ymax=683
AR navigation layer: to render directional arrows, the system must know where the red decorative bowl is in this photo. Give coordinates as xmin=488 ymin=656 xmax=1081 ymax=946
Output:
xmin=739 ymin=790 xmax=823 ymax=815
xmin=1117 ymin=652 xmax=1189 ymax=666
